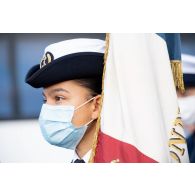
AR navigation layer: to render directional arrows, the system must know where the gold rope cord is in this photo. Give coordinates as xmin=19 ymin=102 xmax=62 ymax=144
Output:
xmin=170 ymin=60 xmax=185 ymax=93
xmin=88 ymin=33 xmax=110 ymax=163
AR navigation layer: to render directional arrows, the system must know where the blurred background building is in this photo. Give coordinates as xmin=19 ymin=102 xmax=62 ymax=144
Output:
xmin=0 ymin=33 xmax=194 ymax=162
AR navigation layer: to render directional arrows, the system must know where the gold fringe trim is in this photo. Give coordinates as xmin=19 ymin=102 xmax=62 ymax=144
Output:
xmin=170 ymin=60 xmax=185 ymax=93
xmin=88 ymin=33 xmax=110 ymax=163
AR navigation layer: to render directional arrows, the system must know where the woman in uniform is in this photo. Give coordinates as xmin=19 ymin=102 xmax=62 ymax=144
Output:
xmin=25 ymin=38 xmax=105 ymax=163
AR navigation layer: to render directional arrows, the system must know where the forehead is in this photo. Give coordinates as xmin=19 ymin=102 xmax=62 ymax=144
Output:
xmin=43 ymin=80 xmax=90 ymax=96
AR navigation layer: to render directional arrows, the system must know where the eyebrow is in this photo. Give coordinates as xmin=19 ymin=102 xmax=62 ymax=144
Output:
xmin=42 ymin=88 xmax=70 ymax=97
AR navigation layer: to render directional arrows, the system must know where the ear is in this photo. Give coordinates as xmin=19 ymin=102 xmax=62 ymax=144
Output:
xmin=91 ymin=95 xmax=102 ymax=120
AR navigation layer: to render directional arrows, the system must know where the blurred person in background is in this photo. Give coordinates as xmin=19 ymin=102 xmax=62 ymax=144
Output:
xmin=177 ymin=54 xmax=195 ymax=163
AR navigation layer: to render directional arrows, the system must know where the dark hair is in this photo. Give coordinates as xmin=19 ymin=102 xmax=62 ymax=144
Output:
xmin=74 ymin=77 xmax=102 ymax=97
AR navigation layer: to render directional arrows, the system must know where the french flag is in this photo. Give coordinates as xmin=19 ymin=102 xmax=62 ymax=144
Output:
xmin=90 ymin=34 xmax=189 ymax=163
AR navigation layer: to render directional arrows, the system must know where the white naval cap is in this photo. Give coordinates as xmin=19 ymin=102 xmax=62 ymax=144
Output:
xmin=40 ymin=38 xmax=105 ymax=68
xmin=182 ymin=53 xmax=195 ymax=87
xmin=26 ymin=38 xmax=105 ymax=88
xmin=182 ymin=54 xmax=195 ymax=74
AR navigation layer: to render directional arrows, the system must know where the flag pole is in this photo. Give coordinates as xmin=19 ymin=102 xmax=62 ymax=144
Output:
xmin=88 ymin=33 xmax=110 ymax=163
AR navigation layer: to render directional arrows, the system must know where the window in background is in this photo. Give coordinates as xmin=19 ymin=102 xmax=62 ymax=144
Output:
xmin=0 ymin=35 xmax=13 ymax=118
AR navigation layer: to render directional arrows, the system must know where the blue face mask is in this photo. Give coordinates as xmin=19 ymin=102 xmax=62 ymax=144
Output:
xmin=38 ymin=97 xmax=95 ymax=150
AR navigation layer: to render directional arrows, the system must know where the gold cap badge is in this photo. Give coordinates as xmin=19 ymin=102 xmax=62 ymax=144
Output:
xmin=40 ymin=51 xmax=54 ymax=68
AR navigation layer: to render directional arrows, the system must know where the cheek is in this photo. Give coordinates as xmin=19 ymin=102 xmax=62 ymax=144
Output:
xmin=71 ymin=105 xmax=92 ymax=127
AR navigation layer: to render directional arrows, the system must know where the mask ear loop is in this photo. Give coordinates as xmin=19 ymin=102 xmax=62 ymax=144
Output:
xmin=74 ymin=96 xmax=97 ymax=127
xmin=75 ymin=96 xmax=96 ymax=111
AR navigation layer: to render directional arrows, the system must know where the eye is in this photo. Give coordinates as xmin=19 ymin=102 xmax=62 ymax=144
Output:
xmin=55 ymin=96 xmax=65 ymax=103
xmin=42 ymin=97 xmax=47 ymax=103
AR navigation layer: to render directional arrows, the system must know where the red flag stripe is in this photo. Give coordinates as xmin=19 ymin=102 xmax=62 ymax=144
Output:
xmin=94 ymin=130 xmax=158 ymax=163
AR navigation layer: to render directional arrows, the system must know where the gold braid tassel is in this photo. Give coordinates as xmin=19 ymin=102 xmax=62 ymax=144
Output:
xmin=170 ymin=60 xmax=185 ymax=93
xmin=88 ymin=33 xmax=110 ymax=163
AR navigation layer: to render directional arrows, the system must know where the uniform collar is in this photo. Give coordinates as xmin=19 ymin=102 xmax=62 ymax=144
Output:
xmin=71 ymin=149 xmax=92 ymax=163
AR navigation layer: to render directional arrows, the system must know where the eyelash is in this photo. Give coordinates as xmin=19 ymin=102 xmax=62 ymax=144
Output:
xmin=43 ymin=97 xmax=47 ymax=103
xmin=42 ymin=96 xmax=65 ymax=103
xmin=55 ymin=96 xmax=65 ymax=102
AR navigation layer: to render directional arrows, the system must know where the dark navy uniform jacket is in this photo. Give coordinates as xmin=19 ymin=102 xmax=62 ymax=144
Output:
xmin=187 ymin=132 xmax=195 ymax=163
